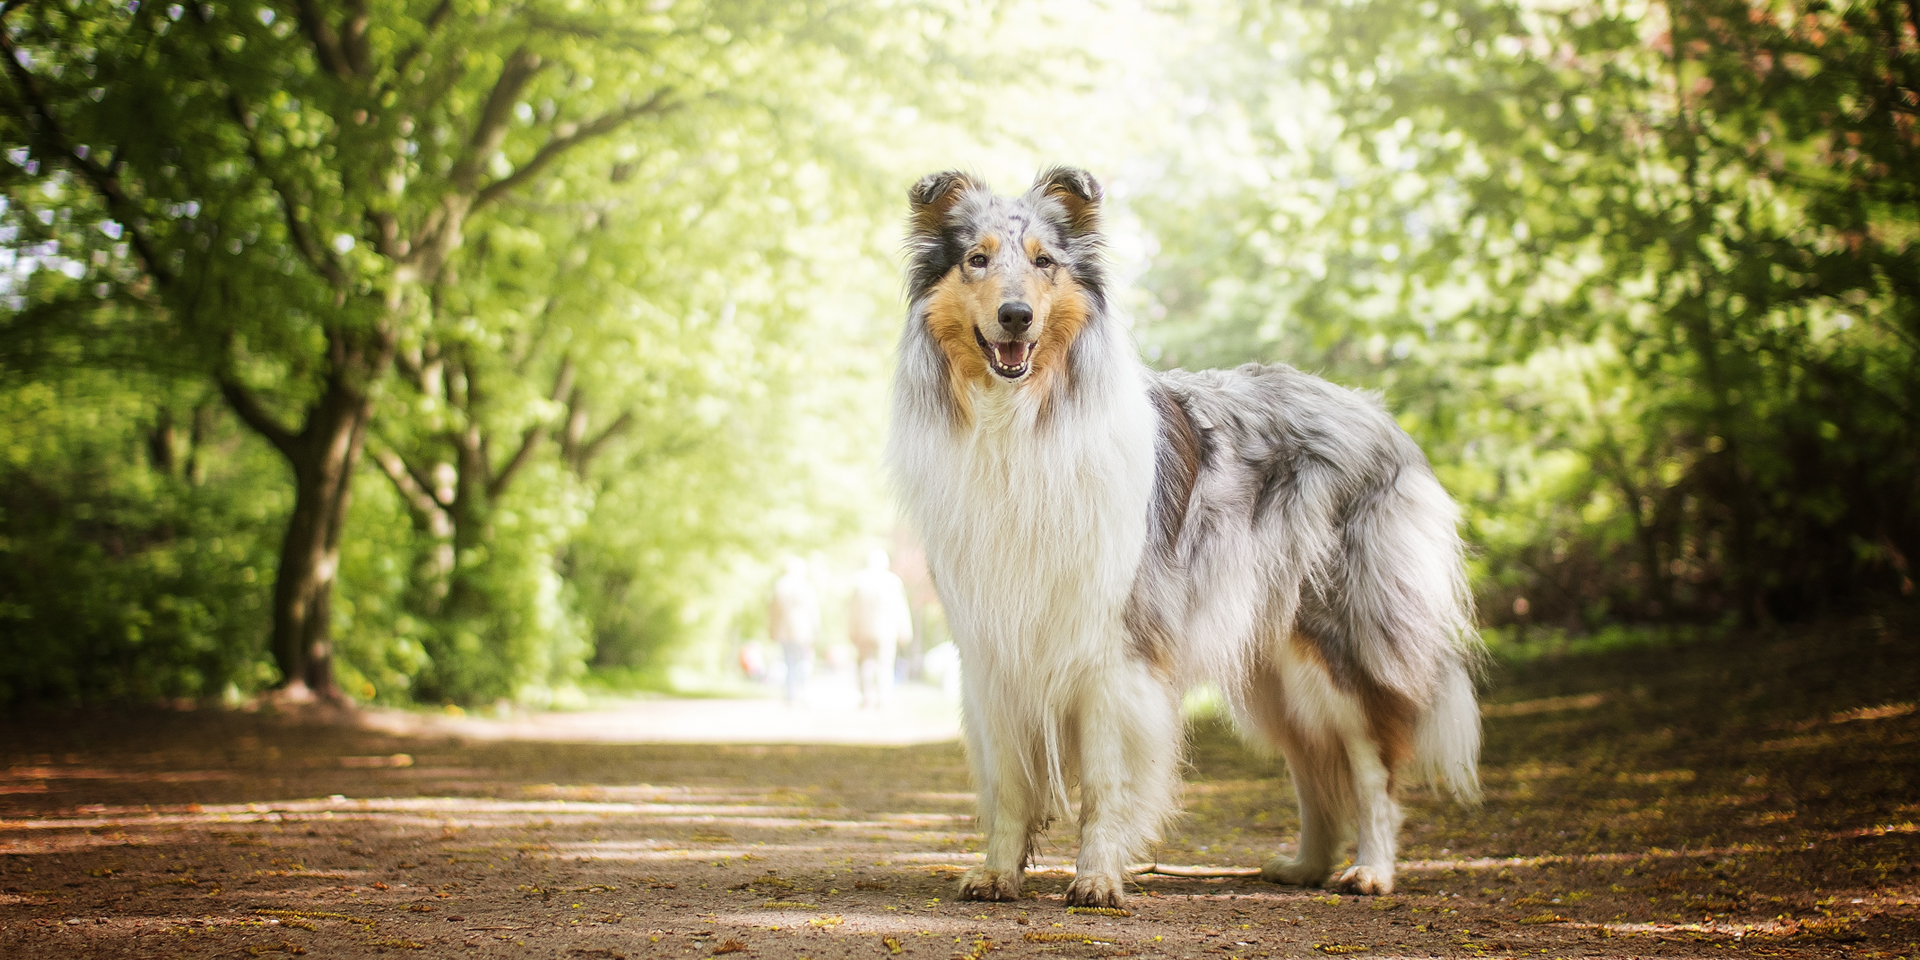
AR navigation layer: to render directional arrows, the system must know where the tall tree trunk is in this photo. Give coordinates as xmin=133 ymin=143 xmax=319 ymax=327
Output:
xmin=442 ymin=442 xmax=492 ymax=624
xmin=223 ymin=326 xmax=393 ymax=701
xmin=270 ymin=392 xmax=372 ymax=698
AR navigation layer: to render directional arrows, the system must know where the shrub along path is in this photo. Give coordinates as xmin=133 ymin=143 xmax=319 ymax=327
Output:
xmin=1 ymin=613 xmax=1916 ymax=959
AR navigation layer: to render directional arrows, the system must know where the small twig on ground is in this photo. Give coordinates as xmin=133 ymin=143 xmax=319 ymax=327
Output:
xmin=1128 ymin=863 xmax=1264 ymax=878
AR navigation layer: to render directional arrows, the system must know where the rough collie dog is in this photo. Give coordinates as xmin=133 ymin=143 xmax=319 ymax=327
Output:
xmin=886 ymin=168 xmax=1483 ymax=908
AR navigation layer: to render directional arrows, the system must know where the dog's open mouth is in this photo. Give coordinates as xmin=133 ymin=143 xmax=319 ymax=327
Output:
xmin=975 ymin=329 xmax=1035 ymax=380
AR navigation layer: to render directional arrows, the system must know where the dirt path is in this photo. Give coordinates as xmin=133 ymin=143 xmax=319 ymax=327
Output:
xmin=2 ymin=615 xmax=1916 ymax=959
xmin=349 ymin=675 xmax=964 ymax=747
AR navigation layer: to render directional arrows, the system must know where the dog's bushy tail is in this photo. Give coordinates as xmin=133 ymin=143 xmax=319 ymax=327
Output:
xmin=1339 ymin=460 xmax=1484 ymax=803
xmin=1411 ymin=655 xmax=1482 ymax=803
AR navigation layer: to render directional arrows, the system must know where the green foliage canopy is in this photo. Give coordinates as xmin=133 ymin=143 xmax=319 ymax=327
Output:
xmin=0 ymin=0 xmax=967 ymax=705
xmin=1134 ymin=0 xmax=1918 ymax=628
xmin=6 ymin=0 xmax=1912 ymax=708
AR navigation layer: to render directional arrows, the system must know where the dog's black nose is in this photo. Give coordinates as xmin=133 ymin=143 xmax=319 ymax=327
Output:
xmin=998 ymin=301 xmax=1033 ymax=333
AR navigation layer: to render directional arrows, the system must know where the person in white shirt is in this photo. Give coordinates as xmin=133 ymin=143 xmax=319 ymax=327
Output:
xmin=847 ymin=549 xmax=913 ymax=709
xmin=768 ymin=556 xmax=820 ymax=706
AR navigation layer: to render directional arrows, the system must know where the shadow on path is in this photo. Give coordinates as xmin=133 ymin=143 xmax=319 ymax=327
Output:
xmin=1 ymin=614 xmax=1916 ymax=958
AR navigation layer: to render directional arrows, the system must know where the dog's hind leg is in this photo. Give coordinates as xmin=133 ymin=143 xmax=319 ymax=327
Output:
xmin=1260 ymin=733 xmax=1348 ymax=887
xmin=1067 ymin=660 xmax=1181 ymax=908
xmin=1332 ymin=731 xmax=1404 ymax=895
xmin=1334 ymin=684 xmax=1417 ymax=895
xmin=1244 ymin=650 xmax=1354 ymax=888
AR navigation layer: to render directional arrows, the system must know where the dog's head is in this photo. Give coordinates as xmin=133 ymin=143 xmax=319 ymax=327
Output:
xmin=905 ymin=167 xmax=1106 ymax=389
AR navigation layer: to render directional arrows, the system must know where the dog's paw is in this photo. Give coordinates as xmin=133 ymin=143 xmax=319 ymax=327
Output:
xmin=1064 ymin=872 xmax=1126 ymax=909
xmin=957 ymin=867 xmax=1022 ymax=902
xmin=1260 ymin=855 xmax=1332 ymax=887
xmin=1333 ymin=864 xmax=1394 ymax=896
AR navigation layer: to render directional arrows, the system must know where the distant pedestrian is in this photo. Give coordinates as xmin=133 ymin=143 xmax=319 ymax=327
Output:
xmin=847 ymin=549 xmax=912 ymax=709
xmin=768 ymin=556 xmax=820 ymax=706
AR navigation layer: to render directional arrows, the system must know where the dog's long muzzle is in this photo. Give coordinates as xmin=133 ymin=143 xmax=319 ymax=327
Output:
xmin=975 ymin=328 xmax=1036 ymax=380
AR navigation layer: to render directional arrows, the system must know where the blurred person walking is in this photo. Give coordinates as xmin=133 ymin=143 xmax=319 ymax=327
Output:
xmin=848 ymin=550 xmax=913 ymax=709
xmin=769 ymin=557 xmax=820 ymax=706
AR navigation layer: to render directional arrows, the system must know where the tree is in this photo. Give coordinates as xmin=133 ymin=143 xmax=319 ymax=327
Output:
xmin=1132 ymin=0 xmax=1918 ymax=627
xmin=353 ymin=140 xmax=904 ymax=698
xmin=1 ymin=0 xmax=961 ymax=700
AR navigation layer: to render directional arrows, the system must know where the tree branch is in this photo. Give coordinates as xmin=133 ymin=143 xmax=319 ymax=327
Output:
xmin=340 ymin=0 xmax=373 ymax=77
xmin=510 ymin=289 xmax=570 ymax=372
xmin=486 ymin=356 xmax=575 ymax=498
xmin=395 ymin=343 xmax=426 ymax=387
xmin=405 ymin=446 xmax=453 ymax=511
xmin=366 ymin=209 xmax=404 ymax=258
xmin=218 ymin=375 xmax=299 ymax=459
xmin=572 ymin=410 xmax=634 ymax=474
xmin=539 ymin=355 xmax=577 ymax=415
xmin=293 ymin=0 xmax=353 ymax=78
xmin=372 ymin=445 xmax=451 ymax=520
xmin=474 ymin=89 xmax=678 ymax=209
xmin=226 ymin=95 xmax=351 ymax=287
xmin=450 ymin=46 xmax=545 ymax=194
xmin=489 ymin=424 xmax=544 ymax=498
xmin=0 ymin=27 xmax=173 ymax=286
xmin=389 ymin=0 xmax=454 ymax=87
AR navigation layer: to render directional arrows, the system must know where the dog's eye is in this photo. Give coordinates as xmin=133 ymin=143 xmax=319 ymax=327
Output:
xmin=1033 ymin=255 xmax=1055 ymax=268
xmin=968 ymin=254 xmax=990 ymax=269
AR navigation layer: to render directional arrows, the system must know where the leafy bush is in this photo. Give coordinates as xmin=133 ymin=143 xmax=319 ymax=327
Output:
xmin=0 ymin=373 xmax=278 ymax=704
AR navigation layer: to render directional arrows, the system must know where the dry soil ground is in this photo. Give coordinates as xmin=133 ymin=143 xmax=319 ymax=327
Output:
xmin=2 ymin=613 xmax=1917 ymax=960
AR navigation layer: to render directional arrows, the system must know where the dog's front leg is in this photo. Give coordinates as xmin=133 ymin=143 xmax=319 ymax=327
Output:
xmin=1068 ymin=662 xmax=1181 ymax=908
xmin=959 ymin=739 xmax=1044 ymax=902
xmin=957 ymin=678 xmax=1044 ymax=903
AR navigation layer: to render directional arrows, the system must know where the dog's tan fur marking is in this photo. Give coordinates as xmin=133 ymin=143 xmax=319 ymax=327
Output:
xmin=1287 ymin=628 xmax=1330 ymax=671
xmin=1358 ymin=681 xmax=1418 ymax=790
xmin=1123 ymin=386 xmax=1203 ymax=677
xmin=924 ymin=233 xmax=1086 ymax=416
xmin=1281 ymin=632 xmax=1417 ymax=790
xmin=909 ymin=172 xmax=981 ymax=238
xmin=1122 ymin=603 xmax=1176 ymax=680
xmin=1038 ymin=169 xmax=1102 ymax=236
xmin=1024 ymin=276 xmax=1088 ymax=402
xmin=1148 ymin=385 xmax=1202 ymax=550
xmin=925 ymin=267 xmax=994 ymax=425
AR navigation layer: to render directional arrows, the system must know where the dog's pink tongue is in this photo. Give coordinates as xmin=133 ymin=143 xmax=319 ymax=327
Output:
xmin=994 ymin=342 xmax=1030 ymax=368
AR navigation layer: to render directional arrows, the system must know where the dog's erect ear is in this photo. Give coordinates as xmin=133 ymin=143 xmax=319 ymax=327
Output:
xmin=908 ymin=171 xmax=982 ymax=238
xmin=1032 ymin=166 xmax=1102 ymax=237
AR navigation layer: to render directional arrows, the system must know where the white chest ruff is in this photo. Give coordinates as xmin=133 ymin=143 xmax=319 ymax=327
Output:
xmin=896 ymin=376 xmax=1158 ymax=679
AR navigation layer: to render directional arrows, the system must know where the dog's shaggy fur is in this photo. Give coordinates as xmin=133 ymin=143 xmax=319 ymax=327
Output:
xmin=886 ymin=168 xmax=1483 ymax=907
